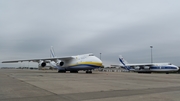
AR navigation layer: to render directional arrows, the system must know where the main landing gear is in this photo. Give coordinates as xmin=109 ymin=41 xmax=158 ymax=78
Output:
xmin=86 ymin=70 xmax=92 ymax=74
xmin=58 ymin=70 xmax=66 ymax=73
xmin=58 ymin=70 xmax=92 ymax=73
xmin=70 ymin=70 xmax=78 ymax=73
xmin=58 ymin=70 xmax=78 ymax=73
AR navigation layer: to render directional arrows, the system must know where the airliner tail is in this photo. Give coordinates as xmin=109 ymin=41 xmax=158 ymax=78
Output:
xmin=119 ymin=55 xmax=130 ymax=71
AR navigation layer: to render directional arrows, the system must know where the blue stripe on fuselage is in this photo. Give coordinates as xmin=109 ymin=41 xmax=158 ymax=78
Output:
xmin=65 ymin=64 xmax=100 ymax=70
xmin=150 ymin=66 xmax=177 ymax=69
xmin=119 ymin=58 xmax=130 ymax=70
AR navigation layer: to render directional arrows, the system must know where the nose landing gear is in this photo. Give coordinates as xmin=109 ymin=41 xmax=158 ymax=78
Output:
xmin=86 ymin=70 xmax=92 ymax=73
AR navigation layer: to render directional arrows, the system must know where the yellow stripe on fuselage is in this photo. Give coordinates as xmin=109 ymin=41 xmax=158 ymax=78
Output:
xmin=70 ymin=62 xmax=102 ymax=67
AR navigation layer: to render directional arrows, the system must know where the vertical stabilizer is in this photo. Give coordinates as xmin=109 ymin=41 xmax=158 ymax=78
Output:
xmin=49 ymin=46 xmax=60 ymax=69
xmin=119 ymin=55 xmax=130 ymax=71
xmin=50 ymin=46 xmax=56 ymax=58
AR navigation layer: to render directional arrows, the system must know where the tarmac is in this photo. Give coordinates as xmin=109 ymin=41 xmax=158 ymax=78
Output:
xmin=0 ymin=69 xmax=180 ymax=101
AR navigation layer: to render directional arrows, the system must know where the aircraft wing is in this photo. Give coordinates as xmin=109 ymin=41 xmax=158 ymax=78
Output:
xmin=2 ymin=56 xmax=74 ymax=63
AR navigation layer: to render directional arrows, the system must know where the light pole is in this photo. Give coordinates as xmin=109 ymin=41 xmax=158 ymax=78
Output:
xmin=150 ymin=46 xmax=153 ymax=63
xmin=100 ymin=53 xmax=102 ymax=60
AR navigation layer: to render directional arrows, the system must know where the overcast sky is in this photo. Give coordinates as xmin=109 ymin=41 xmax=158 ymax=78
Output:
xmin=1 ymin=0 xmax=180 ymax=67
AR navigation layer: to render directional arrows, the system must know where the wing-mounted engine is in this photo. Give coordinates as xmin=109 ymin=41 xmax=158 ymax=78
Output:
xmin=38 ymin=60 xmax=52 ymax=67
xmin=144 ymin=66 xmax=150 ymax=69
xmin=59 ymin=61 xmax=65 ymax=66
xmin=56 ymin=60 xmax=65 ymax=67
xmin=135 ymin=66 xmax=140 ymax=70
xmin=39 ymin=61 xmax=46 ymax=67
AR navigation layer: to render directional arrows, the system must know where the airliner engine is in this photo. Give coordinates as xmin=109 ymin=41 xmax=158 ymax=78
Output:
xmin=39 ymin=61 xmax=46 ymax=67
xmin=135 ymin=66 xmax=140 ymax=70
xmin=144 ymin=66 xmax=150 ymax=69
xmin=58 ymin=61 xmax=65 ymax=66
xmin=55 ymin=60 xmax=65 ymax=67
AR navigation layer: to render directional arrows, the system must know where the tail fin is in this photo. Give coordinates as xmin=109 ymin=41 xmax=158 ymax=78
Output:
xmin=119 ymin=55 xmax=130 ymax=71
xmin=50 ymin=46 xmax=56 ymax=58
xmin=49 ymin=46 xmax=61 ymax=69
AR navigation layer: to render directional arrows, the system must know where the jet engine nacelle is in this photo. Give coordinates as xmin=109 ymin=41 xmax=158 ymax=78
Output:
xmin=144 ymin=66 xmax=150 ymax=69
xmin=135 ymin=66 xmax=140 ymax=70
xmin=59 ymin=61 xmax=65 ymax=66
xmin=56 ymin=60 xmax=65 ymax=67
xmin=39 ymin=61 xmax=46 ymax=67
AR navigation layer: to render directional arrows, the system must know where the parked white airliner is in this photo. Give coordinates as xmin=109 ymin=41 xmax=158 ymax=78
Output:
xmin=113 ymin=55 xmax=179 ymax=74
xmin=2 ymin=47 xmax=103 ymax=73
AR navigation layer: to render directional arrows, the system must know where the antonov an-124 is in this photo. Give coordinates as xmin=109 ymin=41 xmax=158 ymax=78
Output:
xmin=2 ymin=47 xmax=103 ymax=73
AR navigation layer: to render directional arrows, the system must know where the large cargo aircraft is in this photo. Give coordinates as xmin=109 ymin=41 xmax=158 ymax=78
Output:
xmin=113 ymin=55 xmax=179 ymax=74
xmin=2 ymin=47 xmax=103 ymax=73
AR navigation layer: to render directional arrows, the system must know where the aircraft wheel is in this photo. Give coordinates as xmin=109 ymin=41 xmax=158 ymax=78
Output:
xmin=86 ymin=70 xmax=92 ymax=73
xmin=70 ymin=71 xmax=78 ymax=73
xmin=58 ymin=70 xmax=66 ymax=73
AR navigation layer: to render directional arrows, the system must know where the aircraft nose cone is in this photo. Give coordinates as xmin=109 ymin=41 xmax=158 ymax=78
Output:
xmin=94 ymin=56 xmax=103 ymax=66
xmin=99 ymin=61 xmax=103 ymax=66
xmin=173 ymin=65 xmax=179 ymax=71
xmin=177 ymin=66 xmax=179 ymax=70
